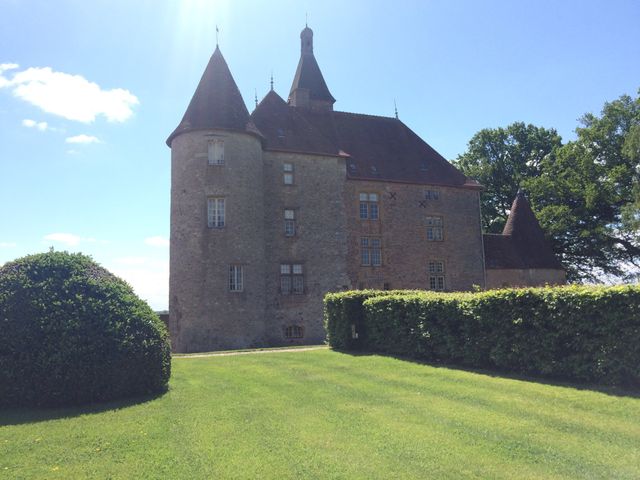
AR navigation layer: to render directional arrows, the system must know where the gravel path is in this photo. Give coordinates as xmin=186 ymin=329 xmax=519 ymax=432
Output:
xmin=173 ymin=345 xmax=328 ymax=359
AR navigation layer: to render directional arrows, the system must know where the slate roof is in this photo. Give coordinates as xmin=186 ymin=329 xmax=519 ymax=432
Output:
xmin=167 ymin=46 xmax=261 ymax=146
xmin=289 ymin=49 xmax=335 ymax=103
xmin=251 ymin=90 xmax=477 ymax=187
xmin=484 ymin=191 xmax=563 ymax=270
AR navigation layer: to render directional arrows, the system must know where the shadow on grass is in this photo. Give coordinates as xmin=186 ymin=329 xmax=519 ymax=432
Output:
xmin=0 ymin=389 xmax=168 ymax=427
xmin=336 ymin=349 xmax=640 ymax=399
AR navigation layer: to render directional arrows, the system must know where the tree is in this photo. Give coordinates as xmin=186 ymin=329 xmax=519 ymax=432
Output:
xmin=454 ymin=122 xmax=562 ymax=233
xmin=456 ymin=90 xmax=640 ymax=281
xmin=528 ymin=91 xmax=640 ymax=280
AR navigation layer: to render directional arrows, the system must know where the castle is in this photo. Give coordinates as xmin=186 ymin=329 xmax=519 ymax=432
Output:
xmin=167 ymin=27 xmax=565 ymax=353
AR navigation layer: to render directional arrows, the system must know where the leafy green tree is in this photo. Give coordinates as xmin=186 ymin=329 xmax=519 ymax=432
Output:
xmin=456 ymin=90 xmax=640 ymax=281
xmin=454 ymin=122 xmax=562 ymax=232
xmin=528 ymin=91 xmax=640 ymax=280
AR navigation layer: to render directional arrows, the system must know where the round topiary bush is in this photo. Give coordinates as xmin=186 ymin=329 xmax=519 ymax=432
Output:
xmin=0 ymin=251 xmax=171 ymax=407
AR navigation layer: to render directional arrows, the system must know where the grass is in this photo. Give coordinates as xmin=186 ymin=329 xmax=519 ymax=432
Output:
xmin=1 ymin=349 xmax=639 ymax=479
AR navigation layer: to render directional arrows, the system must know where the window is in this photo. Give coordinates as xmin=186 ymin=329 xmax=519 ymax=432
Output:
xmin=284 ymin=209 xmax=296 ymax=237
xmin=284 ymin=325 xmax=304 ymax=339
xmin=280 ymin=264 xmax=304 ymax=294
xmin=424 ymin=189 xmax=440 ymax=200
xmin=229 ymin=265 xmax=243 ymax=292
xmin=428 ymin=261 xmax=445 ymax=291
xmin=359 ymin=192 xmax=379 ymax=220
xmin=426 ymin=216 xmax=443 ymax=241
xmin=283 ymin=163 xmax=294 ymax=185
xmin=208 ymin=139 xmax=224 ymax=165
xmin=207 ymin=197 xmax=225 ymax=228
xmin=361 ymin=237 xmax=382 ymax=266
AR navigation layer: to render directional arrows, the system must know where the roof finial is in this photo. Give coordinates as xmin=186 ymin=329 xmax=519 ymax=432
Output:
xmin=254 ymin=88 xmax=258 ymax=108
xmin=270 ymin=71 xmax=274 ymax=91
xmin=394 ymin=99 xmax=399 ymax=119
xmin=305 ymin=12 xmax=308 ymax=27
xmin=216 ymin=25 xmax=219 ymax=46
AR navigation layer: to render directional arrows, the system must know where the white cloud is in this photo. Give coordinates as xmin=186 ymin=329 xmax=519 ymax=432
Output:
xmin=65 ymin=134 xmax=100 ymax=144
xmin=144 ymin=236 xmax=170 ymax=248
xmin=42 ymin=233 xmax=107 ymax=247
xmin=22 ymin=118 xmax=49 ymax=131
xmin=0 ymin=64 xmax=139 ymax=122
xmin=109 ymin=257 xmax=169 ymax=310
xmin=66 ymin=149 xmax=79 ymax=155
xmin=0 ymin=242 xmax=17 ymax=248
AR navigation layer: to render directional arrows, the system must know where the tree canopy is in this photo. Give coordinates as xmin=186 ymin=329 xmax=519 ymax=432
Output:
xmin=455 ymin=90 xmax=640 ymax=281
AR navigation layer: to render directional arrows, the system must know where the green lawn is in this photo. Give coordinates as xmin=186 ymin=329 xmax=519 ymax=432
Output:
xmin=1 ymin=349 xmax=639 ymax=479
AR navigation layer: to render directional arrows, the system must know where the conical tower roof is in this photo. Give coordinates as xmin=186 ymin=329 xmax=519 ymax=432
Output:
xmin=167 ymin=46 xmax=261 ymax=146
xmin=502 ymin=190 xmax=563 ymax=269
xmin=289 ymin=26 xmax=335 ymax=105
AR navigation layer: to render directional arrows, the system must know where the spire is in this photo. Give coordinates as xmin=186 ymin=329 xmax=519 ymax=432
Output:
xmin=503 ymin=190 xmax=563 ymax=269
xmin=270 ymin=72 xmax=274 ymax=91
xmin=167 ymin=46 xmax=261 ymax=146
xmin=394 ymin=99 xmax=399 ymax=119
xmin=288 ymin=25 xmax=335 ymax=110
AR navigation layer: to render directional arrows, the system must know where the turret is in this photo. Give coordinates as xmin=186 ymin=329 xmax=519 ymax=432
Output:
xmin=167 ymin=46 xmax=267 ymax=352
xmin=288 ymin=26 xmax=335 ymax=111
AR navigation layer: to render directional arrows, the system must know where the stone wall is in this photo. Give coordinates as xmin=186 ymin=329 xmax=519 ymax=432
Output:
xmin=169 ymin=129 xmax=266 ymax=352
xmin=486 ymin=268 xmax=566 ymax=289
xmin=344 ymin=180 xmax=486 ymax=291
xmin=262 ymin=150 xmax=349 ymax=346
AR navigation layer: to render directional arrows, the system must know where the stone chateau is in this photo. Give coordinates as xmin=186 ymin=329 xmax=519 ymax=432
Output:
xmin=167 ymin=26 xmax=564 ymax=353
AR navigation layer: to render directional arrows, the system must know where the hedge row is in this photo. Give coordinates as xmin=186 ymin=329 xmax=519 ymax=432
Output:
xmin=324 ymin=286 xmax=640 ymax=387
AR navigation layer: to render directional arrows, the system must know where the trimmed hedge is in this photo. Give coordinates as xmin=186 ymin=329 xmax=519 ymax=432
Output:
xmin=324 ymin=285 xmax=640 ymax=387
xmin=0 ymin=251 xmax=172 ymax=407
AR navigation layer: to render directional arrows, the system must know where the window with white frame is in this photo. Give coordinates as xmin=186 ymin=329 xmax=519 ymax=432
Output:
xmin=207 ymin=197 xmax=225 ymax=228
xmin=284 ymin=209 xmax=296 ymax=237
xmin=359 ymin=192 xmax=379 ymax=220
xmin=208 ymin=139 xmax=224 ymax=165
xmin=229 ymin=265 xmax=243 ymax=292
xmin=361 ymin=237 xmax=382 ymax=266
xmin=280 ymin=263 xmax=304 ymax=294
xmin=283 ymin=163 xmax=294 ymax=185
xmin=426 ymin=216 xmax=443 ymax=241
xmin=428 ymin=261 xmax=445 ymax=291
xmin=284 ymin=325 xmax=304 ymax=339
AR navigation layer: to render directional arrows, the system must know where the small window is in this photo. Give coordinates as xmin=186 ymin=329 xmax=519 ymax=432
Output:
xmin=229 ymin=265 xmax=243 ymax=292
xmin=284 ymin=209 xmax=296 ymax=237
xmin=283 ymin=163 xmax=294 ymax=185
xmin=284 ymin=325 xmax=304 ymax=339
xmin=207 ymin=197 xmax=225 ymax=228
xmin=424 ymin=190 xmax=440 ymax=200
xmin=359 ymin=192 xmax=379 ymax=220
xmin=280 ymin=263 xmax=304 ymax=295
xmin=426 ymin=216 xmax=443 ymax=241
xmin=208 ymin=139 xmax=224 ymax=165
xmin=428 ymin=261 xmax=445 ymax=291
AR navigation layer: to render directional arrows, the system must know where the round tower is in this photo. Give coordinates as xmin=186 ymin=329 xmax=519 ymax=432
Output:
xmin=167 ymin=46 xmax=266 ymax=352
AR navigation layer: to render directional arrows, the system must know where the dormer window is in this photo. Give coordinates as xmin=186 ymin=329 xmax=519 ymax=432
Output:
xmin=208 ymin=139 xmax=224 ymax=165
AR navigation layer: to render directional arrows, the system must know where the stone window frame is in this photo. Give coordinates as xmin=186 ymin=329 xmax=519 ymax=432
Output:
xmin=207 ymin=197 xmax=225 ymax=228
xmin=283 ymin=163 xmax=295 ymax=185
xmin=280 ymin=263 xmax=304 ymax=295
xmin=359 ymin=192 xmax=379 ymax=220
xmin=426 ymin=215 xmax=444 ymax=241
xmin=207 ymin=138 xmax=225 ymax=165
xmin=284 ymin=325 xmax=304 ymax=339
xmin=428 ymin=260 xmax=445 ymax=291
xmin=228 ymin=264 xmax=244 ymax=292
xmin=360 ymin=236 xmax=382 ymax=266
xmin=284 ymin=208 xmax=296 ymax=237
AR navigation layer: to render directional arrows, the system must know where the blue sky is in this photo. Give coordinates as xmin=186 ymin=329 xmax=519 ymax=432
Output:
xmin=1 ymin=0 xmax=639 ymax=309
